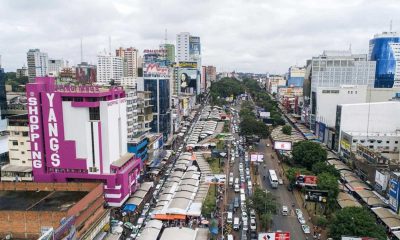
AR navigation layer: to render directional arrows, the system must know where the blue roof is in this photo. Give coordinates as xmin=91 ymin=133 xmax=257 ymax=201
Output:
xmin=123 ymin=204 xmax=137 ymax=212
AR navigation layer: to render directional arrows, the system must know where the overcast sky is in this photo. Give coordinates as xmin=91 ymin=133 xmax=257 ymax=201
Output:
xmin=0 ymin=0 xmax=399 ymax=74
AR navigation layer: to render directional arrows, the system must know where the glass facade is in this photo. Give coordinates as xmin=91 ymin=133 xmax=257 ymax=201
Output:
xmin=370 ymin=36 xmax=400 ymax=88
xmin=0 ymin=68 xmax=7 ymax=111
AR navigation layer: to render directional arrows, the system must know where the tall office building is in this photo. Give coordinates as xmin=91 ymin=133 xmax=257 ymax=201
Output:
xmin=205 ymin=66 xmax=217 ymax=82
xmin=159 ymin=43 xmax=175 ymax=63
xmin=116 ymin=47 xmax=139 ymax=78
xmin=96 ymin=53 xmax=123 ymax=85
xmin=176 ymin=32 xmax=201 ymax=63
xmin=26 ymin=77 xmax=142 ymax=206
xmin=369 ymin=32 xmax=400 ymax=88
xmin=26 ymin=49 xmax=48 ymax=82
xmin=287 ymin=66 xmax=305 ymax=87
xmin=48 ymin=59 xmax=64 ymax=77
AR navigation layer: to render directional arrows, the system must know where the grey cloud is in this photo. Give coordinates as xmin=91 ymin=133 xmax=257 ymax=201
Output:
xmin=0 ymin=0 xmax=399 ymax=73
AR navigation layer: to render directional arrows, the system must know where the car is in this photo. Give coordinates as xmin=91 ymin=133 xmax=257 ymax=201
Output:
xmin=123 ymin=222 xmax=135 ymax=230
xmin=242 ymin=211 xmax=248 ymax=221
xmin=298 ymin=215 xmax=306 ymax=224
xmin=250 ymin=218 xmax=256 ymax=230
xmin=234 ymin=184 xmax=240 ymax=192
xmin=228 ymin=203 xmax=234 ymax=212
xmin=227 ymin=212 xmax=233 ymax=223
xmin=278 ymin=178 xmax=283 ymax=185
xmin=233 ymin=217 xmax=240 ymax=231
xmin=301 ymin=224 xmax=311 ymax=234
xmin=250 ymin=231 xmax=258 ymax=240
xmin=282 ymin=206 xmax=288 ymax=216
xmin=241 ymin=230 xmax=248 ymax=240
xmin=243 ymin=218 xmax=248 ymax=231
xmin=295 ymin=209 xmax=303 ymax=217
xmin=250 ymin=209 xmax=256 ymax=219
xmin=234 ymin=197 xmax=240 ymax=208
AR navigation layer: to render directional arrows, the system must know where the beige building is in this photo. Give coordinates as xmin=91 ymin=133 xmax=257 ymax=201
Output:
xmin=116 ymin=47 xmax=139 ymax=78
xmin=1 ymin=114 xmax=32 ymax=181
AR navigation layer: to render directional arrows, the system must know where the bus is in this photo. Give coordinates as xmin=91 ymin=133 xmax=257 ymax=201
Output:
xmin=268 ymin=169 xmax=279 ymax=188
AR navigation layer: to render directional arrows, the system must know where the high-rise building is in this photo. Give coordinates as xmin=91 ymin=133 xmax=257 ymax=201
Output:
xmin=16 ymin=65 xmax=28 ymax=78
xmin=76 ymin=62 xmax=97 ymax=84
xmin=0 ymin=66 xmax=6 ymax=110
xmin=96 ymin=53 xmax=123 ymax=85
xmin=48 ymin=59 xmax=64 ymax=77
xmin=160 ymin=43 xmax=175 ymax=63
xmin=176 ymin=32 xmax=201 ymax=65
xmin=26 ymin=77 xmax=142 ymax=206
xmin=116 ymin=47 xmax=139 ymax=78
xmin=287 ymin=66 xmax=305 ymax=87
xmin=369 ymin=32 xmax=400 ymax=88
xmin=26 ymin=49 xmax=48 ymax=82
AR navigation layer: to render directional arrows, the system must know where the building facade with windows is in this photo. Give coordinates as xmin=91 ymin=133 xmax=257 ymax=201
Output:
xmin=26 ymin=77 xmax=142 ymax=207
xmin=26 ymin=49 xmax=48 ymax=82
xmin=76 ymin=62 xmax=97 ymax=84
xmin=96 ymin=54 xmax=123 ymax=85
xmin=116 ymin=47 xmax=139 ymax=78
xmin=1 ymin=114 xmax=32 ymax=181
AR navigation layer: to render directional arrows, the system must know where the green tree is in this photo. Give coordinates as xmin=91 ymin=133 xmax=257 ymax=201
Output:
xmin=240 ymin=117 xmax=269 ymax=139
xmin=292 ymin=141 xmax=327 ymax=170
xmin=259 ymin=213 xmax=272 ymax=231
xmin=282 ymin=125 xmax=292 ymax=135
xmin=209 ymin=77 xmax=245 ymax=105
xmin=317 ymin=172 xmax=339 ymax=212
xmin=248 ymin=187 xmax=278 ymax=216
xmin=312 ymin=161 xmax=340 ymax=178
xmin=329 ymin=207 xmax=387 ymax=240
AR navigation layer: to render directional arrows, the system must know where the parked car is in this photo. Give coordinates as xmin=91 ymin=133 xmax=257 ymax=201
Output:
xmin=301 ymin=224 xmax=311 ymax=234
xmin=298 ymin=215 xmax=306 ymax=224
xmin=295 ymin=209 xmax=303 ymax=217
xmin=233 ymin=217 xmax=240 ymax=231
xmin=278 ymin=178 xmax=283 ymax=185
xmin=282 ymin=206 xmax=288 ymax=216
xmin=250 ymin=218 xmax=256 ymax=230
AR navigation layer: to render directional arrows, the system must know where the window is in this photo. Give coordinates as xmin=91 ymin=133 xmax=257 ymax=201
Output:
xmin=20 ymin=142 xmax=24 ymax=145
xmin=22 ymin=132 xmax=28 ymax=137
xmin=387 ymin=141 xmax=390 ymax=144
xmin=89 ymin=107 xmax=100 ymax=120
xmin=396 ymin=141 xmax=399 ymax=144
xmin=21 ymin=151 xmax=25 ymax=154
xmin=22 ymin=161 xmax=26 ymax=164
xmin=12 ymin=141 xmax=18 ymax=146
xmin=360 ymin=140 xmax=365 ymax=143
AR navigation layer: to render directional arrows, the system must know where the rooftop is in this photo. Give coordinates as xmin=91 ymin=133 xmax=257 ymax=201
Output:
xmin=0 ymin=190 xmax=87 ymax=211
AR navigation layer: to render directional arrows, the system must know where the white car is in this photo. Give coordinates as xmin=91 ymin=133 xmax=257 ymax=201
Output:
xmin=278 ymin=179 xmax=283 ymax=185
xmin=235 ymin=184 xmax=240 ymax=192
xmin=250 ymin=218 xmax=256 ymax=230
xmin=295 ymin=209 xmax=302 ymax=217
xmin=298 ymin=215 xmax=306 ymax=224
xmin=301 ymin=224 xmax=311 ymax=234
xmin=242 ymin=211 xmax=248 ymax=223
xmin=250 ymin=209 xmax=256 ymax=219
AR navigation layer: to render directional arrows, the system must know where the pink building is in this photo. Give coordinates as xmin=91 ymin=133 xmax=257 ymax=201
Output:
xmin=26 ymin=77 xmax=142 ymax=207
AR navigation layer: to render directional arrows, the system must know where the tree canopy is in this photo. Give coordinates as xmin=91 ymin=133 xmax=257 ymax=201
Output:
xmin=209 ymin=77 xmax=244 ymax=105
xmin=248 ymin=187 xmax=278 ymax=230
xmin=292 ymin=141 xmax=327 ymax=170
xmin=317 ymin=172 xmax=339 ymax=211
xmin=312 ymin=161 xmax=340 ymax=178
xmin=329 ymin=207 xmax=387 ymax=240
xmin=282 ymin=125 xmax=292 ymax=135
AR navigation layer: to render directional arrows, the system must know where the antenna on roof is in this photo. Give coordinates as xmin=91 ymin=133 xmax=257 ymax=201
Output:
xmin=390 ymin=19 xmax=393 ymax=32
xmin=80 ymin=38 xmax=83 ymax=63
xmin=108 ymin=36 xmax=112 ymax=55
xmin=349 ymin=43 xmax=352 ymax=52
xmin=164 ymin=28 xmax=168 ymax=44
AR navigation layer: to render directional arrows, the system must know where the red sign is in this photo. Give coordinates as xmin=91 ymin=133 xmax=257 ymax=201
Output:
xmin=296 ymin=174 xmax=317 ymax=186
xmin=275 ymin=232 xmax=290 ymax=240
xmin=259 ymin=232 xmax=290 ymax=240
xmin=144 ymin=63 xmax=169 ymax=76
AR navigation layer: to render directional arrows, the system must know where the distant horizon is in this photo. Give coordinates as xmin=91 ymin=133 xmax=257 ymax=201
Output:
xmin=0 ymin=0 xmax=398 ymax=73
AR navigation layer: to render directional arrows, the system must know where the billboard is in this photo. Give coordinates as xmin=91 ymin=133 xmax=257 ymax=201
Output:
xmin=258 ymin=232 xmax=290 ymax=240
xmin=144 ymin=63 xmax=169 ymax=77
xmin=317 ymin=122 xmax=326 ymax=142
xmin=296 ymin=175 xmax=317 ymax=187
xmin=259 ymin=112 xmax=270 ymax=118
xmin=375 ymin=170 xmax=388 ymax=191
xmin=250 ymin=152 xmax=264 ymax=162
xmin=177 ymin=61 xmax=198 ymax=68
xmin=178 ymin=69 xmax=198 ymax=93
xmin=189 ymin=36 xmax=201 ymax=57
xmin=274 ymin=141 xmax=292 ymax=151
xmin=305 ymin=189 xmax=328 ymax=203
xmin=342 ymin=237 xmax=377 ymax=240
xmin=388 ymin=177 xmax=399 ymax=212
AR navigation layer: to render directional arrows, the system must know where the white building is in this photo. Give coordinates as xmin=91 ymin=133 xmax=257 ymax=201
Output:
xmin=26 ymin=49 xmax=48 ymax=82
xmin=116 ymin=47 xmax=139 ymax=78
xmin=309 ymin=50 xmax=376 ymax=130
xmin=1 ymin=114 xmax=32 ymax=181
xmin=176 ymin=32 xmax=190 ymax=62
xmin=48 ymin=59 xmax=65 ymax=77
xmin=121 ymin=77 xmax=140 ymax=139
xmin=96 ymin=53 xmax=123 ymax=85
xmin=336 ymin=101 xmax=400 ymax=153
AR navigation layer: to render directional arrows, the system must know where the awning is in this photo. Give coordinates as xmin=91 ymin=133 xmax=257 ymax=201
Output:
xmin=371 ymin=207 xmax=400 ymax=230
xmin=153 ymin=214 xmax=186 ymax=220
xmin=123 ymin=204 xmax=137 ymax=212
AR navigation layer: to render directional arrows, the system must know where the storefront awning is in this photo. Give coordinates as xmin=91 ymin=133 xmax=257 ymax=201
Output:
xmin=153 ymin=214 xmax=186 ymax=220
xmin=123 ymin=204 xmax=137 ymax=212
